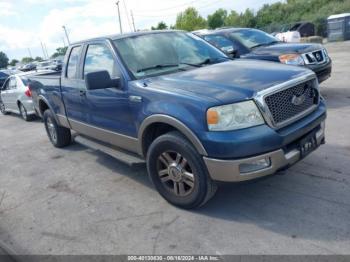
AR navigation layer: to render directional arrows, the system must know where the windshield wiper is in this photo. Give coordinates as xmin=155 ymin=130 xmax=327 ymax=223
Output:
xmin=195 ymin=57 xmax=230 ymax=66
xmin=137 ymin=64 xmax=181 ymax=73
xmin=136 ymin=58 xmax=229 ymax=73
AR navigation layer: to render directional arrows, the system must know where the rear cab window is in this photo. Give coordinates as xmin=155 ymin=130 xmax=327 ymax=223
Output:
xmin=66 ymin=46 xmax=82 ymax=79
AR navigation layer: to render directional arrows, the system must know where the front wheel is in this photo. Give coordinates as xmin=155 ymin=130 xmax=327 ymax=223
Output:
xmin=147 ymin=131 xmax=217 ymax=209
xmin=0 ymin=100 xmax=8 ymax=115
xmin=43 ymin=109 xmax=71 ymax=148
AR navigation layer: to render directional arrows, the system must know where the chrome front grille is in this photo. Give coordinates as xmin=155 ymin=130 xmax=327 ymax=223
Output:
xmin=262 ymin=79 xmax=319 ymax=128
xmin=302 ymin=49 xmax=328 ymax=65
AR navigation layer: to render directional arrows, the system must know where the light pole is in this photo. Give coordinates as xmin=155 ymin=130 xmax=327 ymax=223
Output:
xmin=40 ymin=41 xmax=47 ymax=59
xmin=62 ymin=25 xmax=71 ymax=45
xmin=131 ymin=10 xmax=136 ymax=32
xmin=116 ymin=1 xmax=123 ymax=34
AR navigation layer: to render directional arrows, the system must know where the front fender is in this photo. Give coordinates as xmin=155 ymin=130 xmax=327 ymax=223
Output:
xmin=138 ymin=114 xmax=208 ymax=156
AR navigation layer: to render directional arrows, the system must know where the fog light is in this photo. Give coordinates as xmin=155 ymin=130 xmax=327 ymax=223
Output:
xmin=239 ymin=157 xmax=271 ymax=174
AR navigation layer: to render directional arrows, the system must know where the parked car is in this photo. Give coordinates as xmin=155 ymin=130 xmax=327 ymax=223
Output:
xmin=37 ymin=60 xmax=62 ymax=71
xmin=0 ymin=71 xmax=10 ymax=88
xmin=19 ymin=63 xmax=36 ymax=72
xmin=196 ymin=28 xmax=332 ymax=83
xmin=50 ymin=59 xmax=63 ymax=71
xmin=28 ymin=30 xmax=326 ymax=208
xmin=0 ymin=72 xmax=37 ymax=121
xmin=0 ymin=69 xmax=21 ymax=88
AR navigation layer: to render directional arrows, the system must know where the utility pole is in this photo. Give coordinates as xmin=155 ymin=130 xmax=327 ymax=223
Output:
xmin=43 ymin=43 xmax=49 ymax=59
xmin=62 ymin=37 xmax=67 ymax=48
xmin=116 ymin=1 xmax=123 ymax=34
xmin=27 ymin=48 xmax=32 ymax=58
xmin=62 ymin=25 xmax=71 ymax=45
xmin=131 ymin=10 xmax=136 ymax=32
xmin=40 ymin=41 xmax=47 ymax=59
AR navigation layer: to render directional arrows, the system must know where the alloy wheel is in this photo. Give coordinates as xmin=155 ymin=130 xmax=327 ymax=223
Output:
xmin=46 ymin=117 xmax=57 ymax=143
xmin=157 ymin=151 xmax=195 ymax=197
xmin=20 ymin=104 xmax=27 ymax=120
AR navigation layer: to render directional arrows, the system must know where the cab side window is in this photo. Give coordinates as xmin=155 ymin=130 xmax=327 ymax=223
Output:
xmin=83 ymin=44 xmax=120 ymax=78
xmin=66 ymin=46 xmax=82 ymax=79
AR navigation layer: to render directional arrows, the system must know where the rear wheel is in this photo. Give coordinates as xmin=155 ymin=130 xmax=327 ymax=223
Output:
xmin=43 ymin=109 xmax=71 ymax=148
xmin=147 ymin=131 xmax=217 ymax=209
xmin=18 ymin=102 xmax=31 ymax=121
xmin=0 ymin=100 xmax=8 ymax=115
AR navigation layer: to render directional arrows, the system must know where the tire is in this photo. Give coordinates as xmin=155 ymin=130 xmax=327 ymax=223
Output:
xmin=0 ymin=100 xmax=8 ymax=115
xmin=43 ymin=109 xmax=71 ymax=148
xmin=147 ymin=131 xmax=217 ymax=209
xmin=18 ymin=102 xmax=32 ymax=121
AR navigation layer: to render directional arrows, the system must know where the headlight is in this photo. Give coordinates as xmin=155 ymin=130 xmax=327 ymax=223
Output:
xmin=323 ymin=48 xmax=329 ymax=61
xmin=279 ymin=54 xmax=305 ymax=65
xmin=207 ymin=101 xmax=265 ymax=131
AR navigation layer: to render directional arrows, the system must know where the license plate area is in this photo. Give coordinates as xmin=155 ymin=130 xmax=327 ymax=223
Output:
xmin=299 ymin=131 xmax=318 ymax=159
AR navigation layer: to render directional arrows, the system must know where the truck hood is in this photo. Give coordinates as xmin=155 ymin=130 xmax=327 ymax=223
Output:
xmin=144 ymin=60 xmax=313 ymax=104
xmin=250 ymin=43 xmax=323 ymax=56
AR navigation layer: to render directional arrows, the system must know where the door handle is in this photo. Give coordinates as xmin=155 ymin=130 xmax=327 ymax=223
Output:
xmin=129 ymin=95 xmax=142 ymax=103
xmin=79 ymin=90 xmax=86 ymax=97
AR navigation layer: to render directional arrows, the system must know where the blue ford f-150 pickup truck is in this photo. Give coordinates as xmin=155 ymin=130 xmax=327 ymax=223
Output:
xmin=28 ymin=30 xmax=326 ymax=209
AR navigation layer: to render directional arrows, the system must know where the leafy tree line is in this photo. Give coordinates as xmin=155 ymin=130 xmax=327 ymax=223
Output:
xmin=151 ymin=0 xmax=350 ymax=35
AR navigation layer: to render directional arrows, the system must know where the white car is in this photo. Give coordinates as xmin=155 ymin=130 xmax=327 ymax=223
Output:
xmin=0 ymin=72 xmax=37 ymax=121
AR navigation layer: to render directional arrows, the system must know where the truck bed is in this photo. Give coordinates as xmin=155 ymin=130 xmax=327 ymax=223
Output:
xmin=27 ymin=71 xmax=62 ymax=117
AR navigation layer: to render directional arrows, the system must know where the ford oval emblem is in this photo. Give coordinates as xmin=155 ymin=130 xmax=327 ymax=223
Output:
xmin=291 ymin=94 xmax=306 ymax=106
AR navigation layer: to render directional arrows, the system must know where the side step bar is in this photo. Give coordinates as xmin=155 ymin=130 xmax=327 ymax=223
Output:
xmin=74 ymin=135 xmax=145 ymax=167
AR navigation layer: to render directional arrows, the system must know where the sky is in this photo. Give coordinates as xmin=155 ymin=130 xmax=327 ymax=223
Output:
xmin=0 ymin=0 xmax=280 ymax=60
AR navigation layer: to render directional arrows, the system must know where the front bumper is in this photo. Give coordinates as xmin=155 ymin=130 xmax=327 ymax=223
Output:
xmin=204 ymin=121 xmax=325 ymax=182
xmin=306 ymin=59 xmax=332 ymax=83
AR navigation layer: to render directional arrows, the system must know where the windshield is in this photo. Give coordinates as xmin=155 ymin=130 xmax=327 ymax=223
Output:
xmin=113 ymin=32 xmax=228 ymax=79
xmin=0 ymin=72 xmax=9 ymax=78
xmin=229 ymin=29 xmax=279 ymax=49
xmin=204 ymin=34 xmax=233 ymax=52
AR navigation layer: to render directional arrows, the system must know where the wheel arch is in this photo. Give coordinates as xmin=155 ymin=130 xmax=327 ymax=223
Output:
xmin=38 ymin=96 xmax=59 ymax=123
xmin=138 ymin=115 xmax=208 ymax=157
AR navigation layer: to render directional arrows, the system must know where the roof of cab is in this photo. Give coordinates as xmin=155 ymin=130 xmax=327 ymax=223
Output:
xmin=196 ymin=27 xmax=252 ymax=36
xmin=72 ymin=30 xmax=185 ymax=45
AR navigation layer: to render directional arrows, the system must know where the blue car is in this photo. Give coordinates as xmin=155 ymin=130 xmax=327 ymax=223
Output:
xmin=28 ymin=31 xmax=326 ymax=209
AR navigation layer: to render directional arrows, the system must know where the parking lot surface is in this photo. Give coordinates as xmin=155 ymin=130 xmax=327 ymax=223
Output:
xmin=0 ymin=41 xmax=350 ymax=255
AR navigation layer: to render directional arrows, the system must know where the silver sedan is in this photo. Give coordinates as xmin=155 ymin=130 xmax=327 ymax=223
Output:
xmin=0 ymin=72 xmax=37 ymax=121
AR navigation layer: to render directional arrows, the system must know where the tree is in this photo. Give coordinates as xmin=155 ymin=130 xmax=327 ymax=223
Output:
xmin=207 ymin=8 xmax=227 ymax=29
xmin=21 ymin=57 xmax=34 ymax=64
xmin=9 ymin=59 xmax=19 ymax=67
xmin=225 ymin=10 xmax=240 ymax=27
xmin=175 ymin=7 xmax=207 ymax=31
xmin=0 ymin=51 xmax=9 ymax=68
xmin=240 ymin=9 xmax=256 ymax=28
xmin=51 ymin=47 xmax=68 ymax=59
xmin=151 ymin=21 xmax=168 ymax=30
xmin=34 ymin=56 xmax=43 ymax=62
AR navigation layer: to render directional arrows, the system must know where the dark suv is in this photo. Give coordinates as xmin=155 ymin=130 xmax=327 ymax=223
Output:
xmin=196 ymin=28 xmax=332 ymax=83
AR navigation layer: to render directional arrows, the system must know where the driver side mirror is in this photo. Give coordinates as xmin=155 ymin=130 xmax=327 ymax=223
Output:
xmin=223 ymin=47 xmax=239 ymax=58
xmin=85 ymin=70 xmax=120 ymax=91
